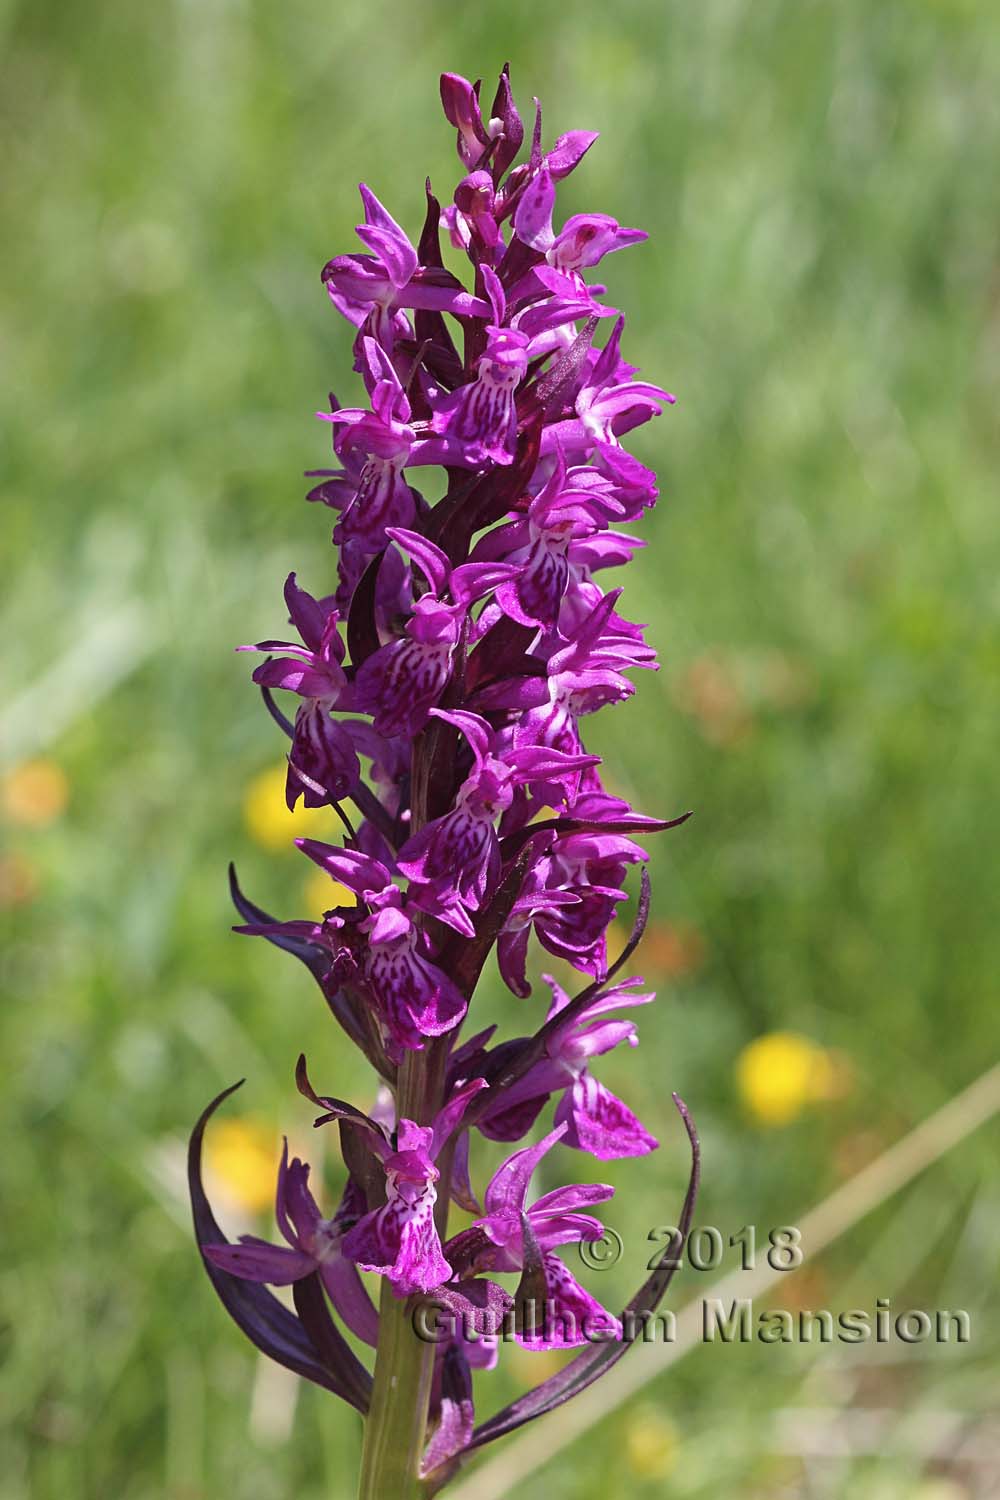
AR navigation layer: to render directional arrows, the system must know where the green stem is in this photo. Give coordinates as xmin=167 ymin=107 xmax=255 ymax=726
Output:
xmin=357 ymin=1277 xmax=435 ymax=1500
xmin=357 ymin=1044 xmax=448 ymax=1498
xmin=357 ymin=747 xmax=457 ymax=1497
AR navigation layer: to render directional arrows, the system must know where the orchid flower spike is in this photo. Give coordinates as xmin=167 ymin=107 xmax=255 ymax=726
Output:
xmin=190 ymin=63 xmax=698 ymax=1498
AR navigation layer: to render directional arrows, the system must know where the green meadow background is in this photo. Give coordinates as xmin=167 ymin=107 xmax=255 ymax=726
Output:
xmin=2 ymin=1 xmax=998 ymax=1496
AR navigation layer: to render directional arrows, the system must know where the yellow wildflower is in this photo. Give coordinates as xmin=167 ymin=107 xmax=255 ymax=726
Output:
xmin=243 ymin=766 xmax=329 ymax=851
xmin=736 ymin=1031 xmax=844 ymax=1127
xmin=205 ymin=1117 xmax=279 ymax=1213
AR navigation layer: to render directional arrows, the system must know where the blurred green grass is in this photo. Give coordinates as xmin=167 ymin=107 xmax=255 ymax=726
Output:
xmin=2 ymin=1 xmax=999 ymax=1496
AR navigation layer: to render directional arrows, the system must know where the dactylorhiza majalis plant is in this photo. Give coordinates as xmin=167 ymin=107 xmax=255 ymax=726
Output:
xmin=189 ymin=64 xmax=700 ymax=1499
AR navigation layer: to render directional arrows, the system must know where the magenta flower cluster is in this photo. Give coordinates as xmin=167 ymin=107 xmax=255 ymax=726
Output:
xmin=190 ymin=65 xmax=698 ymax=1489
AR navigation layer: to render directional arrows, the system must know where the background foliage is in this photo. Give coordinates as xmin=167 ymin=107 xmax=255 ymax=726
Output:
xmin=2 ymin=1 xmax=998 ymax=1496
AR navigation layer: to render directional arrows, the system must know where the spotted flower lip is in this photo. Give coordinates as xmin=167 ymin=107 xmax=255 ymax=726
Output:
xmin=297 ymin=1066 xmax=490 ymax=1296
xmin=445 ymin=1124 xmax=622 ymax=1350
xmin=430 ymin=322 xmax=531 ymax=467
xmin=294 ymin=840 xmax=469 ymax=1056
xmin=352 ymin=529 xmax=517 ymax=739
xmin=397 ymin=707 xmax=600 ymax=936
xmin=192 ymin=62 xmax=700 ymax=1490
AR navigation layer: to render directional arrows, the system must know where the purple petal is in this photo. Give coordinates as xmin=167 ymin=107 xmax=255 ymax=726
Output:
xmin=355 ymin=637 xmax=454 ymax=739
xmin=482 ymin=1124 xmax=567 ymax=1219
xmin=201 ymin=1239 xmax=316 ymax=1285
xmin=439 ymin=72 xmax=488 ymax=168
xmin=513 ymin=165 xmax=555 ymax=251
xmin=356 ymin=184 xmax=418 ymax=287
xmin=546 ymin=130 xmax=599 ymax=179
xmin=369 ymin=943 xmax=468 ymax=1051
xmin=428 ymin=706 xmax=492 ymax=766
xmin=276 ymin=1141 xmax=322 ymax=1247
xmin=431 ymin=1077 xmax=488 ymax=1158
xmin=523 ymin=1212 xmax=607 ymax=1250
xmin=477 ymin=1090 xmax=550 ymax=1144
xmin=188 ymin=1083 xmax=371 ymax=1412
xmin=530 ymin=1181 xmax=616 ymax=1217
xmin=449 ymin=1129 xmax=481 ymax=1215
xmin=318 ymin=1256 xmax=380 ymax=1347
xmin=386 ymin=525 xmax=450 ymax=597
xmin=460 ymin=1100 xmax=699 ymax=1454
xmin=295 ymin=840 xmax=392 ymax=898
xmin=422 ymin=1342 xmax=474 ymax=1480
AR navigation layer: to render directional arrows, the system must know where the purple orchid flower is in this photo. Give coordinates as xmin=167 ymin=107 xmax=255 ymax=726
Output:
xmin=344 ymin=1116 xmax=459 ymax=1295
xmin=296 ymin=840 xmax=468 ymax=1057
xmin=201 ymin=1143 xmax=379 ymax=1345
xmin=449 ymin=171 xmax=503 ymax=260
xmin=446 ymin=1125 xmax=621 ymax=1350
xmin=322 ymin=184 xmax=490 ymax=353
xmin=510 ymin=266 xmax=618 ymax=357
xmin=535 ymin=829 xmax=649 ymax=974
xmin=300 ymin=1069 xmax=487 ymax=1296
xmin=440 ymin=67 xmax=523 ymax=180
xmin=429 ymin=293 xmax=530 ymax=467
xmin=397 ymin=708 xmax=600 ymax=936
xmin=440 ymin=73 xmax=492 ymax=170
xmin=513 ymin=161 xmax=647 ymax=276
xmin=492 ymin=122 xmax=599 ymax=234
xmin=239 ymin=573 xmax=359 ymax=807
xmin=422 ymin=1341 xmax=476 ymax=1481
xmin=531 ymin=590 xmax=656 ymax=739
xmin=495 ymin=877 xmax=584 ymax=998
xmin=541 ymin=315 xmax=675 ymax=467
xmin=354 ymin=528 xmax=515 ymax=738
xmin=314 ymin=346 xmax=420 ymax=548
xmin=496 ymin=828 xmax=648 ymax=992
xmin=311 ymin=338 xmax=463 ymax=555
xmin=471 ymin=449 xmax=619 ymax=627
xmin=479 ymin=976 xmax=659 ymax=1159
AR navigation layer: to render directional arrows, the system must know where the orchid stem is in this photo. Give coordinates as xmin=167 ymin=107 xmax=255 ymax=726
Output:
xmin=357 ymin=1046 xmax=444 ymax=1498
xmin=357 ymin=1278 xmax=436 ymax=1500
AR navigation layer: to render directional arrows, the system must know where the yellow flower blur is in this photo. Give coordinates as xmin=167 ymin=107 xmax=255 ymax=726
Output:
xmin=243 ymin=765 xmax=330 ymax=851
xmin=624 ymin=1405 xmax=679 ymax=1479
xmin=303 ymin=866 xmax=357 ymax=916
xmin=2 ymin=759 xmax=69 ymax=827
xmin=205 ymin=1118 xmax=279 ymax=1213
xmin=736 ymin=1031 xmax=842 ymax=1126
